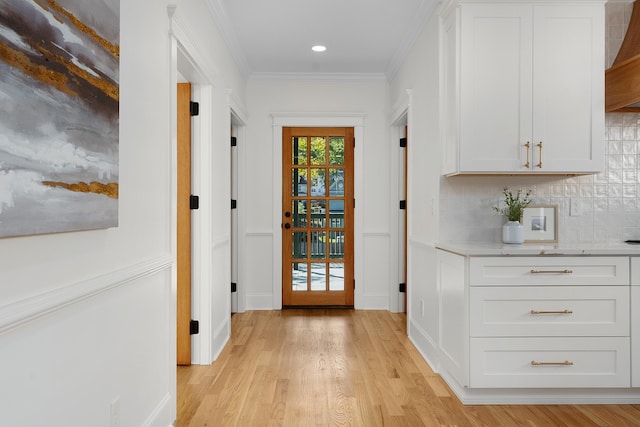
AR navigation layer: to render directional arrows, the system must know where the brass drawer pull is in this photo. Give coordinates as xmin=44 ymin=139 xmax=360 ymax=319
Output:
xmin=524 ymin=141 xmax=531 ymax=168
xmin=530 ymin=269 xmax=573 ymax=274
xmin=536 ymin=141 xmax=543 ymax=168
xmin=531 ymin=360 xmax=573 ymax=366
xmin=530 ymin=309 xmax=573 ymax=315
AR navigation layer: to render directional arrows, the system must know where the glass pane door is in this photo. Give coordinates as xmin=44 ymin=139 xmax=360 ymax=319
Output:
xmin=282 ymin=127 xmax=353 ymax=306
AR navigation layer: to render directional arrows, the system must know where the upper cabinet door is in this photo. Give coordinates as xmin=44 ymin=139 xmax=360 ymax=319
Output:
xmin=532 ymin=5 xmax=605 ymax=173
xmin=458 ymin=4 xmax=533 ymax=173
xmin=442 ymin=1 xmax=605 ymax=175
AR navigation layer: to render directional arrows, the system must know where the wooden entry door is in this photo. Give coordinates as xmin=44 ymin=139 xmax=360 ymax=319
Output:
xmin=282 ymin=127 xmax=354 ymax=307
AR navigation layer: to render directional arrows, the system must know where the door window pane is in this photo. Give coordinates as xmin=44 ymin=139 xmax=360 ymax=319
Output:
xmin=311 ymin=169 xmax=326 ymax=196
xmin=329 ymin=137 xmax=344 ymax=165
xmin=292 ymin=232 xmax=307 ymax=259
xmin=292 ymin=201 xmax=307 ymax=228
xmin=310 ymin=263 xmax=326 ymax=291
xmin=293 ymin=168 xmax=308 ymax=196
xmin=292 ymin=262 xmax=307 ymax=291
xmin=310 ymin=200 xmax=326 ymax=228
xmin=293 ymin=137 xmax=307 ymax=165
xmin=328 ymin=202 xmax=344 ymax=227
xmin=329 ymin=231 xmax=344 ymax=258
xmin=329 ymin=169 xmax=344 ymax=197
xmin=310 ymin=231 xmax=325 ymax=259
xmin=310 ymin=137 xmax=326 ymax=165
xmin=329 ymin=263 xmax=344 ymax=290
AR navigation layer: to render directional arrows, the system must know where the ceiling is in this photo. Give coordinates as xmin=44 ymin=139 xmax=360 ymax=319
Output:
xmin=206 ymin=0 xmax=439 ymax=79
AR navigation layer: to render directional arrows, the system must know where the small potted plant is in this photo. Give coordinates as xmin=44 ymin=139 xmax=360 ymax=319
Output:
xmin=492 ymin=187 xmax=532 ymax=244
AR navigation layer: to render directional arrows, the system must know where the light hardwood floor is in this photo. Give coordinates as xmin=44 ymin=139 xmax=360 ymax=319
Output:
xmin=176 ymin=309 xmax=640 ymax=426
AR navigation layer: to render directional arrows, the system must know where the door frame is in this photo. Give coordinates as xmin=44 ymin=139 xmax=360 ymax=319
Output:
xmin=272 ymin=114 xmax=364 ymax=309
xmin=170 ymin=6 xmax=248 ymax=366
xmin=390 ymin=90 xmax=413 ymax=319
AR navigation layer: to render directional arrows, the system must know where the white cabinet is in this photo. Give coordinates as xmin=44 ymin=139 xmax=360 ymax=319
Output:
xmin=470 ymin=337 xmax=630 ymax=388
xmin=632 ymin=286 xmax=640 ymax=388
xmin=441 ymin=1 xmax=604 ymax=175
xmin=631 ymin=257 xmax=640 ymax=387
xmin=435 ymin=251 xmax=632 ymax=392
xmin=469 ymin=256 xmax=630 ymax=388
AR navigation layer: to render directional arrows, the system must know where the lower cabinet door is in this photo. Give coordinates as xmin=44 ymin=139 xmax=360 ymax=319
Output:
xmin=470 ymin=337 xmax=630 ymax=388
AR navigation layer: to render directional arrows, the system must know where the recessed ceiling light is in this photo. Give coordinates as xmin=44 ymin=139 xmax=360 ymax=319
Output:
xmin=312 ymin=45 xmax=326 ymax=52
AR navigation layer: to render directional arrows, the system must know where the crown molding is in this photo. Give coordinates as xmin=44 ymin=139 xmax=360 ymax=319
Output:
xmin=385 ymin=0 xmax=439 ymax=80
xmin=204 ymin=0 xmax=251 ymax=79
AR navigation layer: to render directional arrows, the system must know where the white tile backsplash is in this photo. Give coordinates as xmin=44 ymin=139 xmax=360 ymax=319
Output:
xmin=439 ymin=113 xmax=640 ymax=244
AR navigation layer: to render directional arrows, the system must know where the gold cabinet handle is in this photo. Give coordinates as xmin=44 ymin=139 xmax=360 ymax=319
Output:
xmin=524 ymin=141 xmax=531 ymax=168
xmin=536 ymin=141 xmax=543 ymax=168
xmin=530 ymin=309 xmax=573 ymax=315
xmin=530 ymin=269 xmax=573 ymax=274
xmin=531 ymin=360 xmax=573 ymax=366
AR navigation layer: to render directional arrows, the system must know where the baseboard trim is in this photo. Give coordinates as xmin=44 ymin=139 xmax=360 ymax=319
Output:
xmin=0 ymin=255 xmax=173 ymax=334
xmin=142 ymin=392 xmax=173 ymax=427
xmin=442 ymin=371 xmax=640 ymax=405
xmin=408 ymin=318 xmax=440 ymax=373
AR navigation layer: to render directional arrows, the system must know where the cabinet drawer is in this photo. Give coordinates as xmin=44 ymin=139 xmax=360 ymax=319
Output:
xmin=470 ymin=337 xmax=630 ymax=388
xmin=470 ymin=286 xmax=629 ymax=337
xmin=470 ymin=257 xmax=629 ymax=286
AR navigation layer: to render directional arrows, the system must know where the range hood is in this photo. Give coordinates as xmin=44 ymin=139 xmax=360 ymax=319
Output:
xmin=606 ymin=0 xmax=640 ymax=112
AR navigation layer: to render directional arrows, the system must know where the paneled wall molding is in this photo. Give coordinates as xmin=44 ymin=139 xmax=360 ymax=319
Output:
xmin=0 ymin=255 xmax=173 ymax=335
xmin=246 ymin=230 xmax=275 ymax=237
xmin=364 ymin=231 xmax=392 ymax=237
xmin=212 ymin=236 xmax=231 ymax=249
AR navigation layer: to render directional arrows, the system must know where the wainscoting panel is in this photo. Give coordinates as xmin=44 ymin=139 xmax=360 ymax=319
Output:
xmin=245 ymin=232 xmax=275 ymax=309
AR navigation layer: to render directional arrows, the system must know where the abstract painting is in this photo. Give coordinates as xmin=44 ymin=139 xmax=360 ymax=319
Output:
xmin=0 ymin=0 xmax=119 ymax=238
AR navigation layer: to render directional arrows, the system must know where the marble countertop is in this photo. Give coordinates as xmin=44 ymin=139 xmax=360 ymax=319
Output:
xmin=436 ymin=241 xmax=640 ymax=256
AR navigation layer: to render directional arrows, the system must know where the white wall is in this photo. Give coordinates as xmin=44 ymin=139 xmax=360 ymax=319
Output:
xmin=243 ymin=78 xmax=393 ymax=309
xmin=389 ymin=8 xmax=442 ymax=361
xmin=0 ymin=0 xmax=245 ymax=425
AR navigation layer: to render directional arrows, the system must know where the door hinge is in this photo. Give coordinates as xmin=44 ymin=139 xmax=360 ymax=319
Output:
xmin=400 ymin=137 xmax=407 ymax=148
xmin=231 ymin=282 xmax=237 ymax=293
xmin=231 ymin=136 xmax=237 ymax=147
xmin=399 ymin=200 xmax=407 ymax=210
xmin=231 ymin=199 xmax=237 ymax=209
xmin=399 ymin=283 xmax=406 ymax=293
xmin=190 ymin=320 xmax=199 ymax=335
xmin=190 ymin=195 xmax=199 ymax=210
xmin=353 ymin=279 xmax=356 ymax=290
xmin=190 ymin=101 xmax=199 ymax=117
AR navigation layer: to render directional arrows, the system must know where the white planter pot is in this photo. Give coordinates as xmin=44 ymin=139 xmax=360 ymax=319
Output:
xmin=502 ymin=221 xmax=524 ymax=244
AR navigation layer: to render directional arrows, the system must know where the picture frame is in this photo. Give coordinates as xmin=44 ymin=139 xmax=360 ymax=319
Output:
xmin=522 ymin=205 xmax=558 ymax=243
